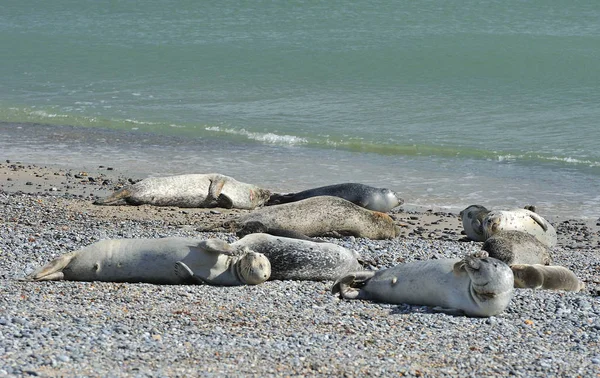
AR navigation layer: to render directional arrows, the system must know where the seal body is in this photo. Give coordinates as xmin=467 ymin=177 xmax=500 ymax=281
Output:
xmin=24 ymin=237 xmax=271 ymax=285
xmin=482 ymin=208 xmax=557 ymax=248
xmin=511 ymin=264 xmax=585 ymax=292
xmin=482 ymin=230 xmax=552 ymax=265
xmin=235 ymin=196 xmax=400 ymax=240
xmin=266 ymin=183 xmax=403 ymax=213
xmin=232 ymin=233 xmax=363 ymax=281
xmin=459 ymin=205 xmax=490 ymax=242
xmin=94 ymin=173 xmax=271 ymax=209
xmin=332 ymin=252 xmax=514 ymax=317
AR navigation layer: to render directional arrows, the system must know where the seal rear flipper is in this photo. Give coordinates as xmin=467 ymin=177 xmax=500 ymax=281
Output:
xmin=331 ymin=271 xmax=376 ymax=299
xmin=93 ymin=187 xmax=132 ymax=206
xmin=174 ymin=261 xmax=210 ymax=285
xmin=23 ymin=252 xmax=77 ymax=281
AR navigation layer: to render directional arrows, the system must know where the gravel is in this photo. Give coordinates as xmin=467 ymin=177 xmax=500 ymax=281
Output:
xmin=1 ymin=190 xmax=599 ymax=377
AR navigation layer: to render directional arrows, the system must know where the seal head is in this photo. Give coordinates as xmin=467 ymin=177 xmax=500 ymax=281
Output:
xmin=234 ymin=249 xmax=271 ymax=285
xmin=459 ymin=205 xmax=489 ymax=241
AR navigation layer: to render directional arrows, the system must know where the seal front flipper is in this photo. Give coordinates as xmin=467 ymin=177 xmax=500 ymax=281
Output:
xmin=22 ymin=252 xmax=77 ymax=281
xmin=331 ymin=271 xmax=376 ymax=299
xmin=174 ymin=261 xmax=210 ymax=285
xmin=528 ymin=212 xmax=548 ymax=232
xmin=201 ymin=239 xmax=236 ymax=256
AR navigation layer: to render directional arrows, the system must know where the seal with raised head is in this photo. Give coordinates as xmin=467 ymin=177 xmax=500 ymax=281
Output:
xmin=482 ymin=208 xmax=557 ymax=248
xmin=266 ymin=183 xmax=403 ymax=213
xmin=234 ymin=196 xmax=400 ymax=240
xmin=459 ymin=205 xmax=490 ymax=242
xmin=24 ymin=237 xmax=271 ymax=285
xmin=482 ymin=230 xmax=552 ymax=266
xmin=332 ymin=251 xmax=514 ymax=317
xmin=511 ymin=264 xmax=585 ymax=292
xmin=232 ymin=233 xmax=363 ymax=281
xmin=94 ymin=173 xmax=271 ymax=209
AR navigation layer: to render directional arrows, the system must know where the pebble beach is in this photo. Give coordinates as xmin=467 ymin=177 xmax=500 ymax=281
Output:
xmin=1 ymin=161 xmax=599 ymax=377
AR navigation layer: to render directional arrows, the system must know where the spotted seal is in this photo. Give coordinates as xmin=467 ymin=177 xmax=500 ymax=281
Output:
xmin=266 ymin=183 xmax=403 ymax=212
xmin=332 ymin=251 xmax=514 ymax=317
xmin=232 ymin=233 xmax=363 ymax=281
xmin=94 ymin=173 xmax=271 ymax=209
xmin=234 ymin=196 xmax=400 ymax=240
xmin=459 ymin=205 xmax=490 ymax=242
xmin=482 ymin=208 xmax=557 ymax=248
xmin=482 ymin=230 xmax=552 ymax=266
xmin=24 ymin=237 xmax=271 ymax=285
xmin=511 ymin=264 xmax=585 ymax=292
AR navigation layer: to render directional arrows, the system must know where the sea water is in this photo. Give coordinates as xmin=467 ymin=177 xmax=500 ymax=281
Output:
xmin=1 ymin=0 xmax=599 ymax=218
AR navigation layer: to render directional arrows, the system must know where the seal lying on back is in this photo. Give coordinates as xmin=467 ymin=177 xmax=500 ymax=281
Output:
xmin=482 ymin=208 xmax=557 ymax=248
xmin=459 ymin=205 xmax=490 ymax=242
xmin=24 ymin=237 xmax=271 ymax=286
xmin=266 ymin=183 xmax=404 ymax=212
xmin=511 ymin=264 xmax=585 ymax=292
xmin=234 ymin=196 xmax=400 ymax=240
xmin=482 ymin=230 xmax=552 ymax=266
xmin=94 ymin=173 xmax=271 ymax=209
xmin=332 ymin=251 xmax=514 ymax=317
xmin=232 ymin=233 xmax=363 ymax=281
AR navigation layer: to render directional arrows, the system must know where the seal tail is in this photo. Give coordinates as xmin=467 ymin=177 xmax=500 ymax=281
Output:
xmin=22 ymin=252 xmax=77 ymax=281
xmin=331 ymin=271 xmax=376 ymax=299
xmin=93 ymin=187 xmax=132 ymax=206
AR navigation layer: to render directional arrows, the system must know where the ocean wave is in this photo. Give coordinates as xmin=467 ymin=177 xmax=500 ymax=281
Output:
xmin=205 ymin=126 xmax=308 ymax=145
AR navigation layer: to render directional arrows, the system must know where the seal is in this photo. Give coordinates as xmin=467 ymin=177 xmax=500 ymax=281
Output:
xmin=94 ymin=173 xmax=271 ymax=209
xmin=232 ymin=233 xmax=363 ymax=281
xmin=459 ymin=205 xmax=490 ymax=242
xmin=233 ymin=196 xmax=400 ymax=240
xmin=266 ymin=183 xmax=403 ymax=213
xmin=332 ymin=251 xmax=514 ymax=317
xmin=511 ymin=264 xmax=585 ymax=292
xmin=482 ymin=230 xmax=553 ymax=266
xmin=23 ymin=237 xmax=271 ymax=285
xmin=482 ymin=208 xmax=557 ymax=248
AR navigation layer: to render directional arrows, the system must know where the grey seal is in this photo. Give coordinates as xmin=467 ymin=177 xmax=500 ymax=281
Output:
xmin=233 ymin=196 xmax=400 ymax=240
xmin=482 ymin=230 xmax=553 ymax=266
xmin=332 ymin=251 xmax=514 ymax=317
xmin=482 ymin=208 xmax=557 ymax=248
xmin=94 ymin=173 xmax=271 ymax=209
xmin=266 ymin=183 xmax=403 ymax=212
xmin=24 ymin=237 xmax=271 ymax=285
xmin=232 ymin=233 xmax=363 ymax=281
xmin=511 ymin=264 xmax=585 ymax=292
xmin=459 ymin=205 xmax=490 ymax=242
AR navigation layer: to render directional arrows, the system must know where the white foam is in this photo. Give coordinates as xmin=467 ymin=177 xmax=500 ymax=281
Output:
xmin=205 ymin=126 xmax=308 ymax=145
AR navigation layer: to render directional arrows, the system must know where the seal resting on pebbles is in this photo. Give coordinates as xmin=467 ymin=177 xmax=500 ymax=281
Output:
xmin=482 ymin=230 xmax=552 ymax=266
xmin=482 ymin=208 xmax=557 ymax=248
xmin=266 ymin=183 xmax=403 ymax=213
xmin=459 ymin=205 xmax=490 ymax=242
xmin=232 ymin=233 xmax=363 ymax=281
xmin=511 ymin=264 xmax=585 ymax=292
xmin=233 ymin=196 xmax=400 ymax=240
xmin=24 ymin=237 xmax=271 ymax=286
xmin=94 ymin=173 xmax=271 ymax=209
xmin=332 ymin=251 xmax=514 ymax=317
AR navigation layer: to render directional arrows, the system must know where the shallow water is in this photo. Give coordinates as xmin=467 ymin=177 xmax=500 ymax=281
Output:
xmin=1 ymin=1 xmax=599 ymax=218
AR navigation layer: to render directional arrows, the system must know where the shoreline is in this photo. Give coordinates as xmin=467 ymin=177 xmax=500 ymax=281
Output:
xmin=1 ymin=159 xmax=599 ymax=376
